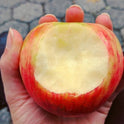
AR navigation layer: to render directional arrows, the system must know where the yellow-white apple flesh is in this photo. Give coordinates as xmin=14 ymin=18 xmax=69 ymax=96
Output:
xmin=35 ymin=24 xmax=108 ymax=94
xmin=19 ymin=22 xmax=123 ymax=116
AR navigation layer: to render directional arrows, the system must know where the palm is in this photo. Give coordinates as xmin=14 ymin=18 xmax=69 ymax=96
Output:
xmin=11 ymin=80 xmax=109 ymax=124
xmin=13 ymin=89 xmax=112 ymax=124
xmin=0 ymin=5 xmax=123 ymax=124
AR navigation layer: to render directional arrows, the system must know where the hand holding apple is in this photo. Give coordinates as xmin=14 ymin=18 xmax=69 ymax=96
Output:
xmin=20 ymin=5 xmax=123 ymax=116
xmin=0 ymin=5 xmax=124 ymax=124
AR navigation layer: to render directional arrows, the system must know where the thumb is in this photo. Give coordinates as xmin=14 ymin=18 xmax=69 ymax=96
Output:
xmin=0 ymin=28 xmax=23 ymax=74
xmin=0 ymin=28 xmax=26 ymax=105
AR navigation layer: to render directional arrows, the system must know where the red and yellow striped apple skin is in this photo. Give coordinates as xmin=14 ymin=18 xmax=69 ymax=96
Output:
xmin=19 ymin=22 xmax=123 ymax=116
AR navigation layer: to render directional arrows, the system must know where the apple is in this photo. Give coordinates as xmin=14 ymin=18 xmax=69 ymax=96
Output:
xmin=19 ymin=22 xmax=123 ymax=116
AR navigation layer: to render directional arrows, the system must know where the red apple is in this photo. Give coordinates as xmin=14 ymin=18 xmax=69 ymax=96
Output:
xmin=19 ymin=22 xmax=123 ymax=116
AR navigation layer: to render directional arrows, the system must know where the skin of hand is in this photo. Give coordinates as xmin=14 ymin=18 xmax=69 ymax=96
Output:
xmin=0 ymin=5 xmax=124 ymax=124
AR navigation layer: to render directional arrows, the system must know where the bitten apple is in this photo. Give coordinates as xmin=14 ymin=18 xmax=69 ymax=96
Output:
xmin=19 ymin=22 xmax=123 ymax=116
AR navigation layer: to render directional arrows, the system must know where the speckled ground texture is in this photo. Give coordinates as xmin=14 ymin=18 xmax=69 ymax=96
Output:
xmin=0 ymin=0 xmax=124 ymax=124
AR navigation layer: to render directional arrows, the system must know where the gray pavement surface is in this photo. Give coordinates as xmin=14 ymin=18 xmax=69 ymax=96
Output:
xmin=0 ymin=0 xmax=124 ymax=124
xmin=0 ymin=0 xmax=123 ymax=47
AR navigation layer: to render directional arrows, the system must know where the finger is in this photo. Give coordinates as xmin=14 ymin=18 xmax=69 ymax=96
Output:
xmin=39 ymin=14 xmax=58 ymax=24
xmin=95 ymin=13 xmax=113 ymax=31
xmin=65 ymin=5 xmax=84 ymax=22
xmin=0 ymin=28 xmax=27 ymax=104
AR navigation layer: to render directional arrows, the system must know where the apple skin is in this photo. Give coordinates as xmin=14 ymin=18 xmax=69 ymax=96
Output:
xmin=19 ymin=22 xmax=123 ymax=116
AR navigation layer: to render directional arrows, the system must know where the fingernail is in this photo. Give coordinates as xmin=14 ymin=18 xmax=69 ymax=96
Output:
xmin=101 ymin=13 xmax=110 ymax=18
xmin=6 ymin=28 xmax=14 ymax=49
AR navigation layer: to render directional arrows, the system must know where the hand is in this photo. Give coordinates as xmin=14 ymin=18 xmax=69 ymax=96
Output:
xmin=0 ymin=5 xmax=124 ymax=124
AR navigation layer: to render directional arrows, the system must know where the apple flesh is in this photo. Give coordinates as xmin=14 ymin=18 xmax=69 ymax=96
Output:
xmin=19 ymin=22 xmax=123 ymax=116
